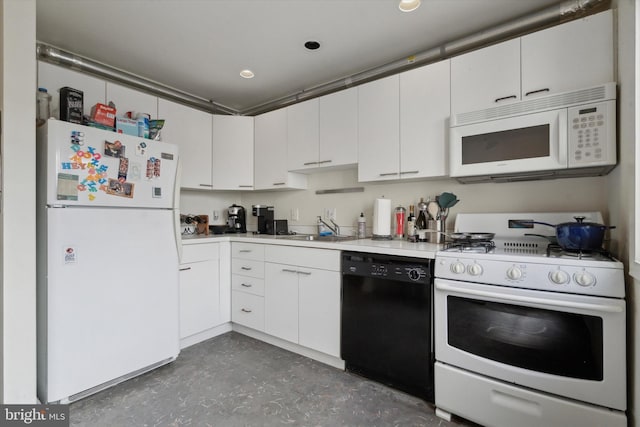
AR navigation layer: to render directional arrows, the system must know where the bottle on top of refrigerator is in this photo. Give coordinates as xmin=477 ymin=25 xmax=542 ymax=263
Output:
xmin=36 ymin=87 xmax=51 ymax=127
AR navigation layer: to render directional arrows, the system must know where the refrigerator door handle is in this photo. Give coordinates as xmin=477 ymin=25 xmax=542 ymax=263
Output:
xmin=174 ymin=157 xmax=183 ymax=263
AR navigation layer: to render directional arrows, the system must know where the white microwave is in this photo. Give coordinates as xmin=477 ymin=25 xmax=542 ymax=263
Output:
xmin=450 ymin=83 xmax=617 ymax=183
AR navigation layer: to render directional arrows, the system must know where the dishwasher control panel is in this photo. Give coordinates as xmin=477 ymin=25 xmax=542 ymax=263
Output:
xmin=342 ymin=252 xmax=433 ymax=284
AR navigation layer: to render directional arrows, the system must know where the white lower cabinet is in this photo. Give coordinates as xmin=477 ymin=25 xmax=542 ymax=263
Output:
xmin=264 ymin=246 xmax=341 ymax=358
xmin=231 ymin=243 xmax=266 ymax=331
xmin=179 ymin=243 xmax=221 ymax=340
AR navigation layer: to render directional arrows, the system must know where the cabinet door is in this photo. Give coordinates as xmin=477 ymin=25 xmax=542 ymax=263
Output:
xmin=179 ymin=259 xmax=220 ymax=339
xmin=287 ymin=98 xmax=320 ymax=171
xmin=358 ymin=74 xmax=400 ymax=182
xmin=38 ymin=61 xmax=106 ymax=120
xmin=400 ymin=60 xmax=450 ymax=179
xmin=521 ymin=10 xmax=613 ymax=99
xmin=232 ymin=291 xmax=264 ymax=331
xmin=450 ymin=38 xmax=521 ymax=115
xmin=158 ymin=98 xmax=213 ymax=189
xmin=254 ymin=108 xmax=288 ymax=189
xmin=319 ymin=87 xmax=358 ymax=168
xmin=264 ymin=263 xmax=299 ymax=343
xmin=106 ymin=82 xmax=158 ymax=118
xmin=298 ymin=268 xmax=340 ymax=358
xmin=212 ymin=115 xmax=254 ymax=190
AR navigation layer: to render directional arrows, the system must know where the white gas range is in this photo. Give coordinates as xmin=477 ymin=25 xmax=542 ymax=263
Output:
xmin=433 ymin=212 xmax=626 ymax=427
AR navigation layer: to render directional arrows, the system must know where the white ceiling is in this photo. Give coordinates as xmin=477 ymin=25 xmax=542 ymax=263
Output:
xmin=36 ymin=0 xmax=564 ymax=113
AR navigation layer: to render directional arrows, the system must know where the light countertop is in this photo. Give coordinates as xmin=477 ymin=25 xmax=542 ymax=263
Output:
xmin=182 ymin=233 xmax=441 ymax=259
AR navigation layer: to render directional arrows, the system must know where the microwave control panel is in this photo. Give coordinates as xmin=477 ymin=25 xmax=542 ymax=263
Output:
xmin=567 ymin=100 xmax=616 ymax=167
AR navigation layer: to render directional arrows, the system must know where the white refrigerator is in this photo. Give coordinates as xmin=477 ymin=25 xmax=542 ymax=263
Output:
xmin=36 ymin=119 xmax=181 ymax=403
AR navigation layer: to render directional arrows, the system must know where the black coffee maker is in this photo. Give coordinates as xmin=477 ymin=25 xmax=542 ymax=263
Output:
xmin=226 ymin=204 xmax=246 ymax=233
xmin=252 ymin=205 xmax=274 ymax=234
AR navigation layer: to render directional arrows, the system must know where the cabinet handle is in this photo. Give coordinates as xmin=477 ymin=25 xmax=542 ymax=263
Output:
xmin=282 ymin=268 xmax=298 ymax=273
xmin=494 ymin=95 xmax=517 ymax=103
xmin=297 ymin=270 xmax=312 ymax=276
xmin=239 ymin=249 xmax=252 ymax=253
xmin=379 ymin=172 xmax=398 ymax=177
xmin=238 ymin=185 xmax=253 ymax=188
xmin=303 ymin=161 xmax=319 ymax=166
xmin=241 ymin=308 xmax=252 ymax=313
xmin=179 ymin=267 xmax=192 ymax=271
xmin=318 ymin=160 xmax=332 ymax=164
xmin=199 ymin=184 xmax=213 ymax=187
xmin=241 ymin=266 xmax=252 ymax=271
xmin=400 ymin=170 xmax=419 ymax=175
xmin=241 ymin=283 xmax=253 ymax=287
xmin=273 ymin=182 xmax=286 ymax=186
xmin=525 ymin=88 xmax=550 ymax=97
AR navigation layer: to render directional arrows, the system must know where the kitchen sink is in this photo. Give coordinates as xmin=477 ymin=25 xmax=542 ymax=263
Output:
xmin=279 ymin=234 xmax=358 ymax=242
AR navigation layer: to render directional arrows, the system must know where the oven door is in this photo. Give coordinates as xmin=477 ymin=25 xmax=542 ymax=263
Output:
xmin=449 ymin=108 xmax=567 ymax=178
xmin=434 ymin=278 xmax=626 ymax=411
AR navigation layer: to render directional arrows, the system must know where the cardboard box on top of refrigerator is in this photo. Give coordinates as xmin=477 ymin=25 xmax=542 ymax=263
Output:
xmin=116 ymin=117 xmax=138 ymax=136
xmin=90 ymin=103 xmax=116 ymax=127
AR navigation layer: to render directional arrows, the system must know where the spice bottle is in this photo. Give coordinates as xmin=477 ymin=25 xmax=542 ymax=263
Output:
xmin=357 ymin=212 xmax=366 ymax=238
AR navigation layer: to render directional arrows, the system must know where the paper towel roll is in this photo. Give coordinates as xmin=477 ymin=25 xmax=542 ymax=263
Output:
xmin=373 ymin=198 xmax=391 ymax=238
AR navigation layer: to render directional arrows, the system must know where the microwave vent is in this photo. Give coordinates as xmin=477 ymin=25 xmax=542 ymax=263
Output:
xmin=453 ymin=82 xmax=616 ymax=126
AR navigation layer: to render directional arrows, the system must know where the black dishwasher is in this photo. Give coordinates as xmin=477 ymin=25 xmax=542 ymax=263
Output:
xmin=341 ymin=252 xmax=434 ymax=402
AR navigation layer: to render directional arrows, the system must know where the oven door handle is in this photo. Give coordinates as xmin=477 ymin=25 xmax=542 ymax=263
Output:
xmin=435 ymin=282 xmax=624 ymax=314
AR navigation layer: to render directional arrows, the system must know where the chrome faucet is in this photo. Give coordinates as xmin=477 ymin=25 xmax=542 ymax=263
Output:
xmin=318 ymin=217 xmax=340 ymax=236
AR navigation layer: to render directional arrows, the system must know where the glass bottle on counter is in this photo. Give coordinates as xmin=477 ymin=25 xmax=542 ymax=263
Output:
xmin=406 ymin=205 xmax=416 ymax=239
xmin=416 ymin=198 xmax=428 ymax=241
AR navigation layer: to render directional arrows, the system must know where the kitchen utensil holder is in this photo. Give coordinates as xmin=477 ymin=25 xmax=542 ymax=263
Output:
xmin=428 ymin=219 xmax=445 ymax=244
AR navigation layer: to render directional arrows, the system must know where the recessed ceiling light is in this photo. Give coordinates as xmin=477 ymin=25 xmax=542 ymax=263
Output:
xmin=304 ymin=40 xmax=321 ymax=50
xmin=399 ymin=0 xmax=421 ymax=12
xmin=239 ymin=69 xmax=255 ymax=79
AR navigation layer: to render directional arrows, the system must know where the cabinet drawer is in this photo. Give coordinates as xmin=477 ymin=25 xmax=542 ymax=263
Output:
xmin=265 ymin=245 xmax=340 ymax=271
xmin=232 ymin=274 xmax=265 ymax=296
xmin=182 ymin=243 xmax=219 ymax=263
xmin=232 ymin=259 xmax=264 ymax=278
xmin=232 ymin=243 xmax=264 ymax=261
xmin=232 ymin=291 xmax=264 ymax=331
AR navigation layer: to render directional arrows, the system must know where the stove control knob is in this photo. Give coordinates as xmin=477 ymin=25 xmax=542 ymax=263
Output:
xmin=468 ymin=263 xmax=483 ymax=276
xmin=450 ymin=262 xmax=466 ymax=274
xmin=574 ymin=271 xmax=596 ymax=287
xmin=506 ymin=266 xmax=523 ymax=280
xmin=549 ymin=270 xmax=570 ymax=285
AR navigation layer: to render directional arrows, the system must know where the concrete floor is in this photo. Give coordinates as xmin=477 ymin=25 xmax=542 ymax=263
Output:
xmin=70 ymin=332 xmax=474 ymax=426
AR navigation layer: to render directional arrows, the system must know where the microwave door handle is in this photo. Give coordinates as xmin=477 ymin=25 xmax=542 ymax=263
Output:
xmin=435 ymin=281 xmax=623 ymax=314
xmin=558 ymin=111 xmax=568 ymax=166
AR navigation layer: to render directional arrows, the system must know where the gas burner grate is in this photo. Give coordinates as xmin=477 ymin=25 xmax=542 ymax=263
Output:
xmin=546 ymin=243 xmax=616 ymax=260
xmin=445 ymin=240 xmax=496 ymax=253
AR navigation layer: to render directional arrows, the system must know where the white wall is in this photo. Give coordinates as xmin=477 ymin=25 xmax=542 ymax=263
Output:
xmin=1 ymin=0 xmax=37 ymax=403
xmin=610 ymin=0 xmax=637 ymax=424
xmin=238 ymin=168 xmax=610 ymax=235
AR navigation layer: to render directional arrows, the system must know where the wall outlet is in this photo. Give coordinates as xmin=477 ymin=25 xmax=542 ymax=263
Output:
xmin=324 ymin=207 xmax=337 ymax=221
xmin=290 ymin=208 xmax=299 ymax=221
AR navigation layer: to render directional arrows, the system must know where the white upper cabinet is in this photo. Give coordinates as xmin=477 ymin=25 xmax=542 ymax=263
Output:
xmin=319 ymin=87 xmax=358 ymax=169
xmin=399 ymin=60 xmax=450 ymax=179
xmin=358 ymin=61 xmax=450 ymax=182
xmin=450 ymin=38 xmax=521 ymax=115
xmin=106 ymin=82 xmax=158 ymax=118
xmin=287 ymin=98 xmax=320 ymax=171
xmin=212 ymin=115 xmax=254 ymax=190
xmin=254 ymin=108 xmax=307 ymax=190
xmin=520 ymin=10 xmax=613 ymax=99
xmin=451 ymin=10 xmax=614 ymax=116
xmin=37 ymin=61 xmax=106 ymax=120
xmin=287 ymin=88 xmax=358 ymax=172
xmin=158 ymin=98 xmax=213 ymax=190
xmin=358 ymin=74 xmax=401 ymax=182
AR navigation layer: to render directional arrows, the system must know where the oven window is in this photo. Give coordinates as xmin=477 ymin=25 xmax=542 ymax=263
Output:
xmin=447 ymin=296 xmax=603 ymax=380
xmin=461 ymin=124 xmax=550 ymax=165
